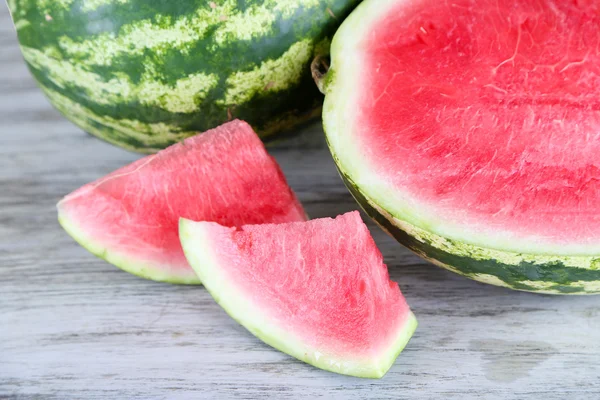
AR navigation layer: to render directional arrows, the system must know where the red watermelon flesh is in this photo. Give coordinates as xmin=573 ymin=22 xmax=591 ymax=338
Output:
xmin=355 ymin=0 xmax=600 ymax=251
xmin=57 ymin=120 xmax=306 ymax=284
xmin=179 ymin=211 xmax=417 ymax=378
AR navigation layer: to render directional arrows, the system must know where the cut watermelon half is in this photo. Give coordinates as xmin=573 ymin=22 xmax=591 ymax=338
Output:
xmin=58 ymin=120 xmax=306 ymax=284
xmin=179 ymin=212 xmax=417 ymax=378
xmin=321 ymin=0 xmax=600 ymax=294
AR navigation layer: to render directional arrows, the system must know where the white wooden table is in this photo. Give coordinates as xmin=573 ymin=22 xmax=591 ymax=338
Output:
xmin=1 ymin=4 xmax=599 ymax=399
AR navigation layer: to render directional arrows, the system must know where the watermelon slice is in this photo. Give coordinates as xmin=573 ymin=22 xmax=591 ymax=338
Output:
xmin=320 ymin=0 xmax=600 ymax=294
xmin=58 ymin=120 xmax=306 ymax=284
xmin=179 ymin=211 xmax=417 ymax=378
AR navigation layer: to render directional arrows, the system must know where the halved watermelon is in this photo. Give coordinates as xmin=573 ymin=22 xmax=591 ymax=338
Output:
xmin=58 ymin=120 xmax=306 ymax=284
xmin=179 ymin=211 xmax=417 ymax=378
xmin=321 ymin=0 xmax=600 ymax=294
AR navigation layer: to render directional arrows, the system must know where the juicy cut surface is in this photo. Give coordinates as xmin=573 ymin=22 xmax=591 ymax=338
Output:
xmin=200 ymin=212 xmax=411 ymax=357
xmin=58 ymin=120 xmax=305 ymax=276
xmin=359 ymin=0 xmax=600 ymax=246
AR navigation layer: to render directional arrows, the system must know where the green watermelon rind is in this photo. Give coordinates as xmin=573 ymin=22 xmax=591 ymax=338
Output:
xmin=40 ymin=82 xmax=323 ymax=154
xmin=9 ymin=0 xmax=361 ymax=153
xmin=58 ymin=210 xmax=201 ymax=285
xmin=322 ymin=0 xmax=600 ymax=294
xmin=179 ymin=218 xmax=418 ymax=378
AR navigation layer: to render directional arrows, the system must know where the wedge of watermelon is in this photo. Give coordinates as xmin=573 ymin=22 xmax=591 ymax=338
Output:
xmin=179 ymin=211 xmax=417 ymax=378
xmin=321 ymin=0 xmax=600 ymax=294
xmin=57 ymin=120 xmax=306 ymax=284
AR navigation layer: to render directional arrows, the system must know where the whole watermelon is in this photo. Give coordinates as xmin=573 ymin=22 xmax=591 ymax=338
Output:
xmin=8 ymin=0 xmax=360 ymax=153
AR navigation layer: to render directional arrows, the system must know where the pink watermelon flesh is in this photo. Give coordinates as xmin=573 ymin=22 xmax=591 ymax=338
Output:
xmin=57 ymin=120 xmax=306 ymax=283
xmin=360 ymin=0 xmax=600 ymax=246
xmin=179 ymin=211 xmax=417 ymax=378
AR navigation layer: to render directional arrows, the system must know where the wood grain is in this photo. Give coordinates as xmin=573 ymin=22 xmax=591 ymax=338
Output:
xmin=1 ymin=4 xmax=599 ymax=399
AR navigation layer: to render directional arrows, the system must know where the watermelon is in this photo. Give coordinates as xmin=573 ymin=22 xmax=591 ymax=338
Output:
xmin=179 ymin=212 xmax=417 ymax=378
xmin=8 ymin=0 xmax=361 ymax=153
xmin=320 ymin=0 xmax=600 ymax=294
xmin=57 ymin=120 xmax=306 ymax=284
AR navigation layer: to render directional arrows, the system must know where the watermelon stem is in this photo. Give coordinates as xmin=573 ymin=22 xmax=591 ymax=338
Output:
xmin=311 ymin=55 xmax=330 ymax=94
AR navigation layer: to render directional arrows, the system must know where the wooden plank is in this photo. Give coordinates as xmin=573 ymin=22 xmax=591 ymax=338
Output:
xmin=1 ymin=4 xmax=599 ymax=399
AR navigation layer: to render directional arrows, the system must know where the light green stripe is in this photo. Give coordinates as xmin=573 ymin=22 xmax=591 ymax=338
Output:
xmin=36 ymin=0 xmax=74 ymax=13
xmin=57 ymin=6 xmax=229 ymax=65
xmin=212 ymin=0 xmax=321 ymax=44
xmin=34 ymin=0 xmax=127 ymax=13
xmin=22 ymin=46 xmax=218 ymax=113
xmin=14 ymin=19 xmax=31 ymax=29
xmin=218 ymin=39 xmax=313 ymax=106
xmin=519 ymin=280 xmax=600 ymax=293
xmin=137 ymin=73 xmax=219 ymax=113
xmin=80 ymin=0 xmax=128 ymax=12
xmin=56 ymin=0 xmax=322 ymax=67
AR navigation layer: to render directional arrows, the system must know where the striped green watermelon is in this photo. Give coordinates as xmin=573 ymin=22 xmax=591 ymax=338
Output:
xmin=320 ymin=0 xmax=600 ymax=294
xmin=8 ymin=0 xmax=360 ymax=153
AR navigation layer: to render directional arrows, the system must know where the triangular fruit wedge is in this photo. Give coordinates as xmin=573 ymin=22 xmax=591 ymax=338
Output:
xmin=57 ymin=120 xmax=306 ymax=284
xmin=179 ymin=211 xmax=417 ymax=378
